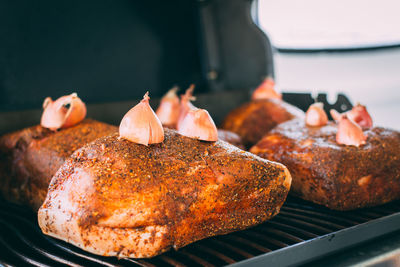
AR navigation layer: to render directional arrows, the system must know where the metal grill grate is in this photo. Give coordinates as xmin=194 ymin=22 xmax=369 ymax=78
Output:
xmin=1 ymin=197 xmax=400 ymax=267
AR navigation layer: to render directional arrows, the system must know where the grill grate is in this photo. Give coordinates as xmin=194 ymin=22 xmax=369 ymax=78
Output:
xmin=1 ymin=197 xmax=400 ymax=267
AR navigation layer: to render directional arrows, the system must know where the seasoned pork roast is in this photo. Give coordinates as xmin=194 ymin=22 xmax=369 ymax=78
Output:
xmin=0 ymin=119 xmax=117 ymax=210
xmin=217 ymin=129 xmax=245 ymax=149
xmin=39 ymin=128 xmax=291 ymax=258
xmin=251 ymin=119 xmax=400 ymax=210
xmin=221 ymin=99 xmax=304 ymax=148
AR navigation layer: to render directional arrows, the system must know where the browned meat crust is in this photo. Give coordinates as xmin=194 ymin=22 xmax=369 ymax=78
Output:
xmin=221 ymin=99 xmax=304 ymax=148
xmin=39 ymin=128 xmax=291 ymax=258
xmin=217 ymin=129 xmax=245 ymax=149
xmin=0 ymin=119 xmax=117 ymax=210
xmin=251 ymin=119 xmax=400 ymax=210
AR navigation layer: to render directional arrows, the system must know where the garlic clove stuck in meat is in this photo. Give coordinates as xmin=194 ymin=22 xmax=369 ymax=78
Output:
xmin=177 ymin=84 xmax=196 ymax=129
xmin=347 ymin=104 xmax=373 ymax=129
xmin=330 ymin=109 xmax=342 ymax=122
xmin=252 ymin=78 xmax=282 ymax=100
xmin=178 ymin=108 xmax=218 ymax=142
xmin=119 ymin=92 xmax=164 ymax=146
xmin=40 ymin=93 xmax=87 ymax=131
xmin=175 ymin=84 xmax=218 ymax=141
xmin=305 ymin=102 xmax=328 ymax=127
xmin=156 ymin=86 xmax=180 ymax=128
xmin=336 ymin=115 xmax=367 ymax=147
xmin=330 ymin=103 xmax=372 ymax=129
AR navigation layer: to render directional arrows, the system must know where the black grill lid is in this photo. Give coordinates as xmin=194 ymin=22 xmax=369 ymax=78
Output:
xmin=0 ymin=0 xmax=274 ymax=112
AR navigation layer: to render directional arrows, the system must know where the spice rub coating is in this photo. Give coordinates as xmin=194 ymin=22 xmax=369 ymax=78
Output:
xmin=38 ymin=128 xmax=291 ymax=258
xmin=251 ymin=119 xmax=400 ymax=210
xmin=217 ymin=129 xmax=245 ymax=149
xmin=0 ymin=119 xmax=117 ymax=210
xmin=221 ymin=99 xmax=304 ymax=148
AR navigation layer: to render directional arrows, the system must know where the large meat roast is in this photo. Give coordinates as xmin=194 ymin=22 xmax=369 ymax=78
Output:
xmin=38 ymin=129 xmax=291 ymax=258
xmin=251 ymin=104 xmax=400 ymax=211
xmin=0 ymin=93 xmax=117 ymax=210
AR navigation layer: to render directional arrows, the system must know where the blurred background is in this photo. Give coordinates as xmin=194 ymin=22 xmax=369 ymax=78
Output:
xmin=256 ymin=0 xmax=400 ymax=129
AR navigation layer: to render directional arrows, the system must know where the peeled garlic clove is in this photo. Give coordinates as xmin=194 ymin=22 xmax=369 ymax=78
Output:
xmin=61 ymin=94 xmax=87 ymax=128
xmin=156 ymin=86 xmax=180 ymax=128
xmin=330 ymin=109 xmax=343 ymax=122
xmin=40 ymin=93 xmax=87 ymax=131
xmin=252 ymin=78 xmax=282 ymax=100
xmin=178 ymin=108 xmax=218 ymax=141
xmin=177 ymin=84 xmax=196 ymax=129
xmin=336 ymin=115 xmax=367 ymax=147
xmin=40 ymin=97 xmax=64 ymax=130
xmin=42 ymin=97 xmax=52 ymax=109
xmin=347 ymin=104 xmax=373 ymax=129
xmin=305 ymin=102 xmax=328 ymax=126
xmin=330 ymin=104 xmax=372 ymax=130
xmin=119 ymin=92 xmax=164 ymax=146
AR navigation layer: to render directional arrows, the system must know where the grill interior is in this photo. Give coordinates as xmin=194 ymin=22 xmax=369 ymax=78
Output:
xmin=1 ymin=196 xmax=400 ymax=267
xmin=0 ymin=92 xmax=398 ymax=266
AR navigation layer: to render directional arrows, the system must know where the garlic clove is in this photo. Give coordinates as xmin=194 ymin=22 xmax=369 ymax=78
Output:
xmin=178 ymin=108 xmax=218 ymax=142
xmin=40 ymin=97 xmax=65 ymax=130
xmin=156 ymin=86 xmax=180 ymax=128
xmin=40 ymin=93 xmax=87 ymax=131
xmin=252 ymin=78 xmax=282 ymax=100
xmin=330 ymin=109 xmax=342 ymax=122
xmin=336 ymin=115 xmax=367 ymax=147
xmin=62 ymin=93 xmax=87 ymax=128
xmin=177 ymin=84 xmax=196 ymax=129
xmin=119 ymin=92 xmax=164 ymax=146
xmin=305 ymin=102 xmax=328 ymax=126
xmin=347 ymin=104 xmax=373 ymax=129
xmin=330 ymin=103 xmax=372 ymax=129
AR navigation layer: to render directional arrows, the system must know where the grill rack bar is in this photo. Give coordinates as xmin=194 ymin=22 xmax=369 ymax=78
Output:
xmin=1 ymin=197 xmax=400 ymax=267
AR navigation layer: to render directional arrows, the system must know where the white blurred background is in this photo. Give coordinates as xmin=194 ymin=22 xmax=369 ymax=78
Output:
xmin=257 ymin=0 xmax=400 ymax=129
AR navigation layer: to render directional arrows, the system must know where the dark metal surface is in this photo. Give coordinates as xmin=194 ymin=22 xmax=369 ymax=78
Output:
xmin=197 ymin=0 xmax=274 ymax=91
xmin=276 ymin=43 xmax=400 ymax=53
xmin=0 ymin=0 xmax=276 ymax=112
xmin=304 ymin=230 xmax=400 ymax=267
xmin=0 ymin=0 xmax=204 ymax=112
xmin=1 ymin=197 xmax=400 ymax=266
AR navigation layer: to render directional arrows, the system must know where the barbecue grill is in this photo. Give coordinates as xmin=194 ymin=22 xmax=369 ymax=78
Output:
xmin=2 ymin=194 xmax=400 ymax=266
xmin=1 ymin=0 xmax=400 ymax=266
xmin=1 ymin=91 xmax=400 ymax=266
